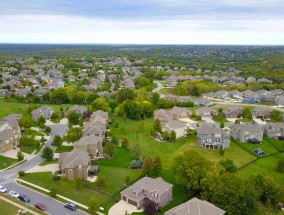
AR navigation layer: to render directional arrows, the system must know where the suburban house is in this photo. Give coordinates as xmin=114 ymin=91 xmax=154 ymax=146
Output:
xmin=64 ymin=105 xmax=89 ymax=118
xmin=121 ymin=177 xmax=173 ymax=208
xmin=165 ymin=197 xmax=226 ymax=215
xmin=222 ymin=106 xmax=244 ymax=118
xmin=197 ymin=126 xmax=230 ymax=149
xmin=230 ymin=124 xmax=264 ymax=142
xmin=0 ymin=118 xmax=21 ymax=153
xmin=59 ymin=149 xmax=90 ymax=180
xmin=196 ymin=107 xmax=219 ymax=117
xmin=74 ymin=136 xmax=103 ymax=157
xmin=242 ymin=90 xmax=260 ymax=104
xmin=214 ymin=90 xmax=229 ymax=99
xmin=163 ymin=120 xmax=188 ymax=139
xmin=0 ymin=89 xmax=10 ymax=98
xmin=31 ymin=106 xmax=54 ymax=121
xmin=15 ymin=87 xmax=31 ymax=97
xmin=252 ymin=107 xmax=272 ymax=120
xmin=91 ymin=110 xmax=108 ymax=121
xmin=265 ymin=123 xmax=284 ymax=138
xmin=83 ymin=121 xmax=106 ymax=137
xmin=169 ymin=106 xmax=192 ymax=120
xmin=154 ymin=109 xmax=173 ymax=125
xmin=194 ymin=98 xmax=212 ymax=107
xmin=34 ymin=88 xmax=49 ymax=97
xmin=275 ymin=95 xmax=284 ymax=106
xmin=229 ymin=90 xmax=242 ymax=99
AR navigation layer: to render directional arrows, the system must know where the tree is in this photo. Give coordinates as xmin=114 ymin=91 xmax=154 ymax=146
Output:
xmin=63 ymin=127 xmax=83 ymax=143
xmin=45 ymin=126 xmax=51 ymax=133
xmin=41 ymin=147 xmax=53 ymax=161
xmin=92 ymin=97 xmax=109 ymax=112
xmin=219 ymin=148 xmax=225 ymax=156
xmin=131 ymin=144 xmax=142 ymax=160
xmin=67 ymin=111 xmax=81 ymax=125
xmin=152 ymin=156 xmax=162 ymax=176
xmin=143 ymin=198 xmax=157 ymax=215
xmin=104 ymin=142 xmax=114 ymax=158
xmin=74 ymin=177 xmax=83 ymax=191
xmin=162 ymin=130 xmax=169 ymax=140
xmin=220 ymin=121 xmax=224 ymax=128
xmin=52 ymin=135 xmax=63 ymax=147
xmin=142 ymin=157 xmax=154 ymax=176
xmin=116 ymin=88 xmax=134 ymax=102
xmin=37 ymin=116 xmax=46 ymax=125
xmin=153 ymin=119 xmax=162 ymax=133
xmin=19 ymin=115 xmax=34 ymax=130
xmin=277 ymin=159 xmax=284 ymax=172
xmin=17 ymin=151 xmax=24 ymax=161
xmin=136 ymin=121 xmax=145 ymax=133
xmin=96 ymin=173 xmax=107 ymax=190
xmin=151 ymin=92 xmax=160 ymax=106
xmin=134 ymin=76 xmax=152 ymax=89
xmin=121 ymin=137 xmax=130 ymax=148
xmin=243 ymin=107 xmax=252 ymax=119
xmin=171 ymin=150 xmax=211 ymax=192
xmin=49 ymin=186 xmax=57 ymax=197
xmin=169 ymin=131 xmax=176 ymax=142
xmin=88 ymin=197 xmax=100 ymax=215
xmin=219 ymin=159 xmax=237 ymax=173
xmin=271 ymin=110 xmax=281 ymax=121
xmin=130 ymin=160 xmax=140 ymax=169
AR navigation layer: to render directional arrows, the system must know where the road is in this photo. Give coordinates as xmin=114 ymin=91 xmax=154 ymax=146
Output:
xmin=153 ymin=81 xmax=165 ymax=98
xmin=0 ymin=124 xmax=86 ymax=215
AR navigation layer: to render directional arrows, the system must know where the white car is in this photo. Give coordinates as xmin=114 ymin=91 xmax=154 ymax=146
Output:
xmin=9 ymin=190 xmax=19 ymax=198
xmin=0 ymin=185 xmax=7 ymax=193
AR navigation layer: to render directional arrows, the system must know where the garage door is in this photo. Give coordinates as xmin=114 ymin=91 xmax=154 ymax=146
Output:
xmin=122 ymin=196 xmax=126 ymax=201
xmin=128 ymin=199 xmax=138 ymax=207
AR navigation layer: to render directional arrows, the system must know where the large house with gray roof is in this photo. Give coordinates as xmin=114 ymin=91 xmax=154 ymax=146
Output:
xmin=0 ymin=118 xmax=21 ymax=153
xmin=31 ymin=106 xmax=54 ymax=121
xmin=222 ymin=106 xmax=243 ymax=118
xmin=230 ymin=124 xmax=264 ymax=142
xmin=252 ymin=107 xmax=272 ymax=120
xmin=265 ymin=123 xmax=284 ymax=138
xmin=74 ymin=136 xmax=103 ymax=157
xmin=121 ymin=177 xmax=173 ymax=209
xmin=195 ymin=107 xmax=218 ymax=118
xmin=165 ymin=197 xmax=225 ymax=215
xmin=59 ymin=149 xmax=90 ymax=180
xmin=64 ymin=105 xmax=89 ymax=118
xmin=163 ymin=120 xmax=188 ymax=139
xmin=197 ymin=126 xmax=230 ymax=149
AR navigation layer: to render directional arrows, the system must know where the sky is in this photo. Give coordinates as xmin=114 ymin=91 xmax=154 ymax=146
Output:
xmin=0 ymin=0 xmax=283 ymax=45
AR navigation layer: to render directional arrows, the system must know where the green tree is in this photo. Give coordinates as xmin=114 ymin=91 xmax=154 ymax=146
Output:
xmin=136 ymin=121 xmax=145 ymax=133
xmin=152 ymin=156 xmax=162 ymax=176
xmin=219 ymin=159 xmax=237 ymax=173
xmin=271 ymin=110 xmax=281 ymax=121
xmin=220 ymin=121 xmax=224 ymax=128
xmin=19 ymin=115 xmax=34 ymax=130
xmin=63 ymin=127 xmax=83 ymax=143
xmin=67 ymin=111 xmax=81 ymax=125
xmin=121 ymin=137 xmax=130 ymax=148
xmin=52 ymin=135 xmax=63 ymax=147
xmin=37 ymin=116 xmax=46 ymax=125
xmin=142 ymin=157 xmax=154 ymax=176
xmin=88 ymin=197 xmax=100 ymax=215
xmin=41 ymin=147 xmax=53 ymax=161
xmin=243 ymin=107 xmax=252 ymax=119
xmin=169 ymin=131 xmax=176 ymax=142
xmin=96 ymin=173 xmax=107 ymax=190
xmin=151 ymin=92 xmax=160 ymax=106
xmin=277 ymin=159 xmax=284 ymax=172
xmin=49 ymin=186 xmax=57 ymax=197
xmin=134 ymin=76 xmax=152 ymax=89
xmin=153 ymin=118 xmax=162 ymax=133
xmin=116 ymin=88 xmax=134 ymax=102
xmin=104 ymin=142 xmax=114 ymax=158
xmin=74 ymin=177 xmax=83 ymax=191
xmin=131 ymin=144 xmax=142 ymax=160
xmin=92 ymin=97 xmax=109 ymax=112
xmin=162 ymin=130 xmax=169 ymax=140
xmin=17 ymin=151 xmax=24 ymax=161
xmin=125 ymin=175 xmax=130 ymax=185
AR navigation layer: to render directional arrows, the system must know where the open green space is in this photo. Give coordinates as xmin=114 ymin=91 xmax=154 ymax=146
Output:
xmin=55 ymin=145 xmax=74 ymax=153
xmin=265 ymin=137 xmax=284 ymax=151
xmin=22 ymin=129 xmax=44 ymax=136
xmin=0 ymin=101 xmax=29 ymax=118
xmin=0 ymin=155 xmax=18 ymax=170
xmin=39 ymin=158 xmax=58 ymax=166
xmin=159 ymin=88 xmax=174 ymax=95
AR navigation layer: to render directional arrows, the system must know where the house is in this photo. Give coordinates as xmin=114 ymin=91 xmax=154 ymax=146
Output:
xmin=154 ymin=109 xmax=173 ymax=125
xmin=194 ymin=98 xmax=211 ymax=107
xmin=253 ymin=107 xmax=272 ymax=120
xmin=163 ymin=120 xmax=188 ymax=139
xmin=34 ymin=88 xmax=49 ymax=97
xmin=229 ymin=90 xmax=242 ymax=99
xmin=74 ymin=136 xmax=103 ymax=156
xmin=0 ymin=118 xmax=21 ymax=153
xmin=222 ymin=106 xmax=244 ymax=118
xmin=196 ymin=107 xmax=218 ymax=117
xmin=123 ymin=78 xmax=136 ymax=89
xmin=91 ymin=110 xmax=108 ymax=121
xmin=203 ymin=92 xmax=215 ymax=100
xmin=83 ymin=121 xmax=106 ymax=137
xmin=59 ymin=149 xmax=90 ymax=180
xmin=15 ymin=87 xmax=31 ymax=97
xmin=230 ymin=124 xmax=264 ymax=142
xmin=257 ymin=78 xmax=273 ymax=84
xmin=214 ymin=90 xmax=229 ymax=99
xmin=197 ymin=125 xmax=230 ymax=149
xmin=165 ymin=197 xmax=225 ymax=215
xmin=121 ymin=177 xmax=173 ymax=208
xmin=270 ymin=89 xmax=283 ymax=96
xmin=261 ymin=94 xmax=275 ymax=103
xmin=165 ymin=94 xmax=178 ymax=102
xmin=176 ymin=96 xmax=194 ymax=103
xmin=169 ymin=106 xmax=192 ymax=119
xmin=242 ymin=94 xmax=260 ymax=104
xmin=31 ymin=106 xmax=54 ymax=121
xmin=0 ymin=89 xmax=10 ymax=98
xmin=64 ymin=105 xmax=89 ymax=118
xmin=275 ymin=95 xmax=284 ymax=106
xmin=246 ymin=76 xmax=256 ymax=83
xmin=265 ymin=123 xmax=284 ymax=138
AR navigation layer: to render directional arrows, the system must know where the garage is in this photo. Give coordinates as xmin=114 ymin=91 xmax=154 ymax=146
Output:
xmin=122 ymin=196 xmax=126 ymax=201
xmin=128 ymin=199 xmax=138 ymax=207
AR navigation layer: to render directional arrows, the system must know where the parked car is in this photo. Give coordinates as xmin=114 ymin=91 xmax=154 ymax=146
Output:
xmin=278 ymin=136 xmax=284 ymax=140
xmin=35 ymin=203 xmax=47 ymax=211
xmin=0 ymin=185 xmax=7 ymax=193
xmin=8 ymin=190 xmax=19 ymax=198
xmin=64 ymin=202 xmax=77 ymax=211
xmin=19 ymin=194 xmax=30 ymax=203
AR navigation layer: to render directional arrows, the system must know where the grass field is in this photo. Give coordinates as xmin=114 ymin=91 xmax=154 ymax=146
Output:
xmin=159 ymin=88 xmax=174 ymax=95
xmin=0 ymin=155 xmax=18 ymax=170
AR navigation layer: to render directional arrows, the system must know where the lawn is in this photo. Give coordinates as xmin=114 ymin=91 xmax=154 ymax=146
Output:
xmin=237 ymin=153 xmax=284 ymax=188
xmin=265 ymin=137 xmax=284 ymax=151
xmin=0 ymin=155 xmax=18 ymax=170
xmin=0 ymin=101 xmax=29 ymax=118
xmin=159 ymin=88 xmax=174 ymax=95
xmin=22 ymin=129 xmax=44 ymax=136
xmin=39 ymin=158 xmax=58 ymax=166
xmin=55 ymin=145 xmax=74 ymax=153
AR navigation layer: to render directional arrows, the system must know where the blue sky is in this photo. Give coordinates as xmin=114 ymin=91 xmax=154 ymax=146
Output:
xmin=0 ymin=0 xmax=283 ymax=44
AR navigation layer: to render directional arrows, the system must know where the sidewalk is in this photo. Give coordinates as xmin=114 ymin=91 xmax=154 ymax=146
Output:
xmin=17 ymin=178 xmax=89 ymax=210
xmin=0 ymin=195 xmax=41 ymax=215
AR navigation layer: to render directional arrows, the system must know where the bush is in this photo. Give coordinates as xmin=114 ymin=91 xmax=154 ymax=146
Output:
xmin=49 ymin=186 xmax=57 ymax=197
xmin=52 ymin=172 xmax=61 ymax=180
xmin=45 ymin=126 xmax=51 ymax=133
xmin=277 ymin=159 xmax=284 ymax=172
xmin=18 ymin=171 xmax=25 ymax=177
xmin=130 ymin=160 xmax=140 ymax=169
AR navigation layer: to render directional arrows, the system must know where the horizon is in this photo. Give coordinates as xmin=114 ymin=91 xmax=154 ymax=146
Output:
xmin=0 ymin=0 xmax=283 ymax=45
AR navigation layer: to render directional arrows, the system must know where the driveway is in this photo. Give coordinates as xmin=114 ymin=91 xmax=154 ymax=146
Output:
xmin=202 ymin=117 xmax=215 ymax=123
xmin=109 ymin=200 xmax=143 ymax=215
xmin=253 ymin=118 xmax=267 ymax=125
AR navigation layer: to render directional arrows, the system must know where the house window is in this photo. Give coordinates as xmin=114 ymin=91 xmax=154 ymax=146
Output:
xmin=69 ymin=169 xmax=72 ymax=173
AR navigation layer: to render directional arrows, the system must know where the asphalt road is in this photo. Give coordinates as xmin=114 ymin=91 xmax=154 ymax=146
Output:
xmin=0 ymin=124 xmax=86 ymax=215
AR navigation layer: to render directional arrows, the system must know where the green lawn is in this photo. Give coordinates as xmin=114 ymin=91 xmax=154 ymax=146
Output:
xmin=0 ymin=155 xmax=18 ymax=170
xmin=265 ymin=137 xmax=284 ymax=151
xmin=0 ymin=101 xmax=29 ymax=118
xmin=159 ymin=88 xmax=174 ymax=95
xmin=23 ymin=129 xmax=44 ymax=136
xmin=55 ymin=145 xmax=74 ymax=153
xmin=39 ymin=159 xmax=58 ymax=166
xmin=237 ymin=153 xmax=284 ymax=188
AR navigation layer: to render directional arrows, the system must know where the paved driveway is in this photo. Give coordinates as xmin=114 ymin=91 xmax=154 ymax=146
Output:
xmin=109 ymin=200 xmax=143 ymax=215
xmin=202 ymin=117 xmax=215 ymax=123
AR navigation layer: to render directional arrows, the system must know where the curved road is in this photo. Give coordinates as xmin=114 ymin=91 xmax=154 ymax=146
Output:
xmin=0 ymin=124 xmax=87 ymax=215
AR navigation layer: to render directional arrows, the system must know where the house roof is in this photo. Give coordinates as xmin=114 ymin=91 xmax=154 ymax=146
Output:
xmin=91 ymin=110 xmax=108 ymax=119
xmin=233 ymin=124 xmax=264 ymax=132
xmin=59 ymin=149 xmax=90 ymax=169
xmin=165 ymin=120 xmax=187 ymax=129
xmin=165 ymin=198 xmax=225 ymax=215
xmin=196 ymin=107 xmax=218 ymax=115
xmin=169 ymin=106 xmax=192 ymax=116
xmin=74 ymin=136 xmax=103 ymax=148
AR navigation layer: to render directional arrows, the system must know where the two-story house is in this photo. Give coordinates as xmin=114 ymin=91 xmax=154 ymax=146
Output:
xmin=222 ymin=106 xmax=244 ymax=118
xmin=230 ymin=124 xmax=264 ymax=142
xmin=265 ymin=123 xmax=284 ymax=138
xmin=31 ymin=106 xmax=54 ymax=121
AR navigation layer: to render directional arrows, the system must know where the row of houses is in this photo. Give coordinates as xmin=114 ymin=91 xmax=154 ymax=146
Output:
xmin=120 ymin=176 xmax=225 ymax=215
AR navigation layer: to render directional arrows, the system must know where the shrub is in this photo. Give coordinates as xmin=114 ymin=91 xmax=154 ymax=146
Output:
xmin=52 ymin=172 xmax=61 ymax=180
xmin=18 ymin=171 xmax=25 ymax=177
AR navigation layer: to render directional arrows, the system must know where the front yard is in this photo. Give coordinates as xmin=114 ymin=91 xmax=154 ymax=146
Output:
xmin=0 ymin=155 xmax=18 ymax=170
